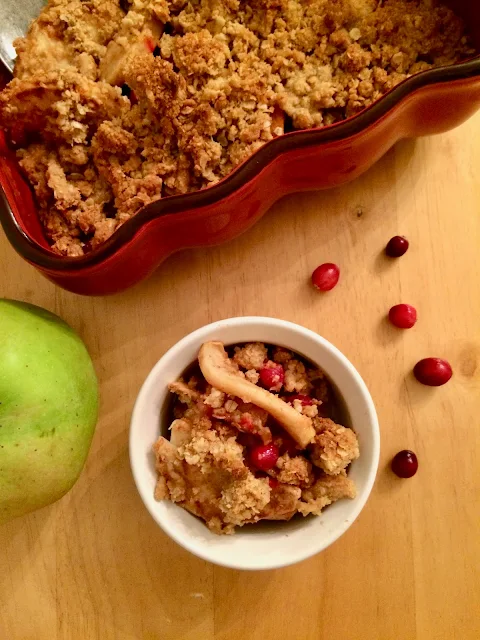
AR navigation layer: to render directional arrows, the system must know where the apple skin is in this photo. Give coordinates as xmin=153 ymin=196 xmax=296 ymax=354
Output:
xmin=0 ymin=300 xmax=98 ymax=524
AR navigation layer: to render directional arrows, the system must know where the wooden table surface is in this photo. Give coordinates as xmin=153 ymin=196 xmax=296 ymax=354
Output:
xmin=1 ymin=112 xmax=480 ymax=640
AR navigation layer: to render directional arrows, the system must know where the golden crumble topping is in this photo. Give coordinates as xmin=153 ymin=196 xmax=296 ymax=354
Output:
xmin=0 ymin=0 xmax=473 ymax=255
xmin=309 ymin=420 xmax=360 ymax=474
xmin=233 ymin=342 xmax=268 ymax=370
xmin=270 ymin=452 xmax=315 ymax=487
xmin=284 ymin=359 xmax=313 ymax=393
xmin=298 ymin=470 xmax=357 ymax=516
xmin=153 ymin=342 xmax=360 ymax=533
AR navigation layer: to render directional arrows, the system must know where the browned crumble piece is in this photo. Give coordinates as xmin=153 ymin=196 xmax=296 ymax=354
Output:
xmin=218 ymin=476 xmax=271 ymax=527
xmin=245 ymin=369 xmax=260 ymax=384
xmin=168 ymin=379 xmax=200 ymax=405
xmin=298 ymin=470 xmax=356 ymax=516
xmin=313 ymin=416 xmax=338 ymax=434
xmin=284 ymin=359 xmax=313 ymax=394
xmin=272 ymin=347 xmax=293 ymax=364
xmin=204 ymin=387 xmax=226 ymax=408
xmin=309 ymin=421 xmax=360 ymax=475
xmin=233 ymin=343 xmax=268 ymax=370
xmin=292 ymin=398 xmax=319 ymax=418
xmin=269 ymin=453 xmax=315 ymax=488
xmin=259 ymin=484 xmax=302 ymax=521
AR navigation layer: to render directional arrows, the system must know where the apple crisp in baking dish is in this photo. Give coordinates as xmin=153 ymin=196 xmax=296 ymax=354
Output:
xmin=0 ymin=0 xmax=474 ymax=256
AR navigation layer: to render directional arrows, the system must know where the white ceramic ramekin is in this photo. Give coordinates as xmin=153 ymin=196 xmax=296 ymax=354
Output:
xmin=129 ymin=317 xmax=379 ymax=570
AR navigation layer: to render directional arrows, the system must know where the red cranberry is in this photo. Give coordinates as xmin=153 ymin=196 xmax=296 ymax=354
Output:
xmin=268 ymin=477 xmax=279 ymax=489
xmin=414 ymin=358 xmax=452 ymax=386
xmin=311 ymin=263 xmax=340 ymax=291
xmin=389 ymin=304 xmax=417 ymax=329
xmin=386 ymin=235 xmax=409 ymax=257
xmin=250 ymin=444 xmax=279 ymax=471
xmin=259 ymin=361 xmax=284 ymax=392
xmin=288 ymin=394 xmax=314 ymax=406
xmin=391 ymin=450 xmax=418 ymax=478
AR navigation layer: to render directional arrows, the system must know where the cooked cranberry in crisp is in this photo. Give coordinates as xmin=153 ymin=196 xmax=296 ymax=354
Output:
xmin=259 ymin=361 xmax=284 ymax=392
xmin=287 ymin=394 xmax=314 ymax=406
xmin=153 ymin=342 xmax=360 ymax=534
xmin=311 ymin=263 xmax=340 ymax=291
xmin=239 ymin=414 xmax=254 ymax=431
xmin=391 ymin=450 xmax=418 ymax=478
xmin=414 ymin=358 xmax=453 ymax=386
xmin=389 ymin=304 xmax=417 ymax=329
xmin=386 ymin=236 xmax=409 ymax=257
xmin=250 ymin=443 xmax=280 ymax=471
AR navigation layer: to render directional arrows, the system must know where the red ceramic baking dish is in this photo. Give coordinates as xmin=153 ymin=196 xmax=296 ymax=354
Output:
xmin=1 ymin=1 xmax=480 ymax=296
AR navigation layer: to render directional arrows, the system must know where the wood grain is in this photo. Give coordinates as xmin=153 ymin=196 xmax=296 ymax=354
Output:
xmin=1 ymin=113 xmax=479 ymax=640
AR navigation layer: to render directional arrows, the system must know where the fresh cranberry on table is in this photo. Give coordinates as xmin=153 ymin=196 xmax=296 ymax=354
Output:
xmin=311 ymin=263 xmax=340 ymax=291
xmin=250 ymin=444 xmax=279 ymax=471
xmin=388 ymin=304 xmax=417 ymax=329
xmin=259 ymin=361 xmax=284 ymax=392
xmin=414 ymin=358 xmax=452 ymax=386
xmin=391 ymin=450 xmax=418 ymax=478
xmin=386 ymin=235 xmax=409 ymax=257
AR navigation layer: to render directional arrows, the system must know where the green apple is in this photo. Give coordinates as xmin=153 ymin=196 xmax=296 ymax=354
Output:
xmin=0 ymin=300 xmax=98 ymax=524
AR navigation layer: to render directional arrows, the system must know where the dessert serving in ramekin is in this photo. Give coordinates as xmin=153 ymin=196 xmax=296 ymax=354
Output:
xmin=1 ymin=0 xmax=479 ymax=295
xmin=129 ymin=317 xmax=379 ymax=570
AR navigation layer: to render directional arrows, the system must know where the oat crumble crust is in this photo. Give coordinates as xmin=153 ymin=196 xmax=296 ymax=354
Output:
xmin=153 ymin=342 xmax=360 ymax=534
xmin=0 ymin=0 xmax=473 ymax=255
